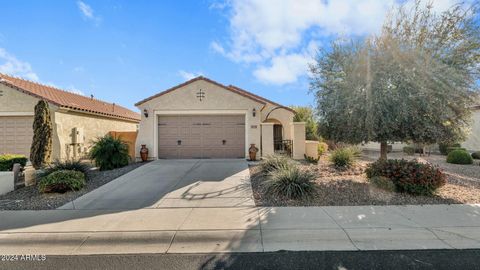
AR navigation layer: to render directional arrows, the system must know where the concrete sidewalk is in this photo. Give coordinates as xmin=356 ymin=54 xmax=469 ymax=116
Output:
xmin=1 ymin=204 xmax=479 ymax=255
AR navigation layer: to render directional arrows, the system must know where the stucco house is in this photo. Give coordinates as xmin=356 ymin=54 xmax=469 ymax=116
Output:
xmin=135 ymin=76 xmax=307 ymax=160
xmin=0 ymin=73 xmax=140 ymax=160
xmin=462 ymin=104 xmax=480 ymax=151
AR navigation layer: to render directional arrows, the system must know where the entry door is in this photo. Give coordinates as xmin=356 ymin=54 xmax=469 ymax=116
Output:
xmin=158 ymin=115 xmax=245 ymax=159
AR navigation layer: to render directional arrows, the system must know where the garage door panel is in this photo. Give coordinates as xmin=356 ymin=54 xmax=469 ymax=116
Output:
xmin=158 ymin=115 xmax=245 ymax=159
xmin=0 ymin=116 xmax=33 ymax=157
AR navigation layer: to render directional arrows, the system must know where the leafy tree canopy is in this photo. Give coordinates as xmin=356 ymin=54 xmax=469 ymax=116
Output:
xmin=291 ymin=105 xmax=319 ymax=141
xmin=310 ymin=0 xmax=480 ymax=159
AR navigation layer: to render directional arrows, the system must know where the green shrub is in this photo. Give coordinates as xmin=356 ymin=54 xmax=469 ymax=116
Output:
xmin=89 ymin=135 xmax=130 ymax=171
xmin=0 ymin=154 xmax=28 ymax=171
xmin=304 ymin=154 xmax=319 ymax=164
xmin=265 ymin=166 xmax=315 ymax=199
xmin=439 ymin=143 xmax=461 ymax=155
xmin=38 ymin=170 xmax=86 ymax=193
xmin=329 ymin=147 xmax=356 ymax=168
xmin=403 ymin=146 xmax=415 ymax=155
xmin=369 ymin=176 xmax=396 ymax=192
xmin=317 ymin=142 xmax=329 ymax=156
xmin=40 ymin=160 xmax=91 ymax=179
xmin=472 ymin=151 xmax=480 ymax=160
xmin=446 ymin=147 xmax=466 ymax=155
xmin=446 ymin=149 xmax=473 ymax=165
xmin=259 ymin=155 xmax=294 ymax=174
xmin=366 ymin=159 xmax=446 ymax=195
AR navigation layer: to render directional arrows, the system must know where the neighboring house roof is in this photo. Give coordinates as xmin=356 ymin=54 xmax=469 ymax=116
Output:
xmin=135 ymin=76 xmax=293 ymax=114
xmin=0 ymin=73 xmax=140 ymax=122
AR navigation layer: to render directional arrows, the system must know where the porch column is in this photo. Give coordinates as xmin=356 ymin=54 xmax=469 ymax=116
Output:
xmin=290 ymin=122 xmax=306 ymax=159
xmin=261 ymin=123 xmax=274 ymax=157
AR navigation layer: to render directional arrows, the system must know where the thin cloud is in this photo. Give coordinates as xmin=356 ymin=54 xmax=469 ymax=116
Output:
xmin=178 ymin=70 xmax=204 ymax=81
xmin=77 ymin=1 xmax=101 ymax=25
xmin=0 ymin=48 xmax=39 ymax=81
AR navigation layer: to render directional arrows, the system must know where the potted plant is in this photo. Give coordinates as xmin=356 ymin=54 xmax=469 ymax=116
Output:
xmin=249 ymin=144 xmax=259 ymax=161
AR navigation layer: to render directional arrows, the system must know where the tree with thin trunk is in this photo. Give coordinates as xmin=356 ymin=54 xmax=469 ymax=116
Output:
xmin=30 ymin=100 xmax=53 ymax=169
xmin=310 ymin=0 xmax=479 ymax=160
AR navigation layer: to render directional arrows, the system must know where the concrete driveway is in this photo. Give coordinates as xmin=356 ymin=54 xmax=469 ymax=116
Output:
xmin=60 ymin=159 xmax=254 ymax=210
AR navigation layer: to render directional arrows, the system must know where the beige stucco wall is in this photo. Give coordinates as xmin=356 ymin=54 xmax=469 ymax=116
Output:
xmin=261 ymin=103 xmax=294 ymax=140
xmin=0 ymin=84 xmax=38 ymax=114
xmin=291 ymin=122 xmax=306 ymax=159
xmin=136 ymin=79 xmax=266 ymax=159
xmin=261 ymin=123 xmax=274 ymax=157
xmin=305 ymin=140 xmax=319 ymax=160
xmin=52 ymin=110 xmax=138 ymax=160
xmin=463 ymin=109 xmax=480 ymax=151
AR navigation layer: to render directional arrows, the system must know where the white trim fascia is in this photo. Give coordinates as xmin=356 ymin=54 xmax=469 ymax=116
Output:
xmin=154 ymin=109 xmax=249 ymax=159
xmin=0 ymin=112 xmax=34 ymax=116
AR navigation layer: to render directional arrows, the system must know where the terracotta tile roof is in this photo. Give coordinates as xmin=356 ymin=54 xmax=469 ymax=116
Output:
xmin=0 ymin=73 xmax=140 ymax=122
xmin=135 ymin=76 xmax=293 ymax=115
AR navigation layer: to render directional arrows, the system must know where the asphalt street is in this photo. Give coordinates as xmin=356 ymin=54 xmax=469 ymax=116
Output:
xmin=2 ymin=249 xmax=480 ymax=270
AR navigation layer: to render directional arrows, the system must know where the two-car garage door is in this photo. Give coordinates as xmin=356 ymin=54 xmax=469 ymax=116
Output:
xmin=0 ymin=116 xmax=33 ymax=157
xmin=158 ymin=115 xmax=245 ymax=159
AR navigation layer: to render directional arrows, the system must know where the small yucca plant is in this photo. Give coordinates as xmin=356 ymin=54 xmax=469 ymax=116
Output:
xmin=89 ymin=135 xmax=129 ymax=171
xmin=259 ymin=154 xmax=294 ymax=175
xmin=265 ymin=166 xmax=315 ymax=199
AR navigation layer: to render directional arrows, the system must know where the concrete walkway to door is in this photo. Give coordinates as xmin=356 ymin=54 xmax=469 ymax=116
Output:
xmin=60 ymin=159 xmax=254 ymax=210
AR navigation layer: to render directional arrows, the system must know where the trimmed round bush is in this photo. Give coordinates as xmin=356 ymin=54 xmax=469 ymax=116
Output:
xmin=0 ymin=154 xmax=28 ymax=171
xmin=471 ymin=151 xmax=480 ymax=160
xmin=259 ymin=155 xmax=294 ymax=175
xmin=366 ymin=159 xmax=446 ymax=196
xmin=329 ymin=147 xmax=356 ymax=168
xmin=317 ymin=142 xmax=329 ymax=156
xmin=403 ymin=146 xmax=415 ymax=155
xmin=39 ymin=170 xmax=86 ymax=193
xmin=446 ymin=147 xmax=466 ymax=155
xmin=89 ymin=135 xmax=130 ymax=171
xmin=265 ymin=166 xmax=315 ymax=199
xmin=446 ymin=149 xmax=473 ymax=164
xmin=439 ymin=143 xmax=461 ymax=155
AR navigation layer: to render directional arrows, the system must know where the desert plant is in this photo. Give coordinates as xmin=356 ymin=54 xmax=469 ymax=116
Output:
xmin=446 ymin=147 xmax=466 ymax=155
xmin=30 ymin=100 xmax=53 ymax=169
xmin=366 ymin=159 xmax=446 ymax=195
xmin=38 ymin=170 xmax=86 ymax=193
xmin=368 ymin=176 xmax=396 ymax=192
xmin=403 ymin=146 xmax=415 ymax=155
xmin=40 ymin=160 xmax=91 ymax=179
xmin=317 ymin=142 xmax=329 ymax=156
xmin=265 ymin=165 xmax=315 ymax=199
xmin=259 ymin=155 xmax=294 ymax=174
xmin=89 ymin=135 xmax=130 ymax=171
xmin=439 ymin=143 xmax=461 ymax=155
xmin=0 ymin=154 xmax=28 ymax=171
xmin=329 ymin=147 xmax=356 ymax=168
xmin=304 ymin=154 xmax=319 ymax=164
xmin=472 ymin=151 xmax=480 ymax=160
xmin=446 ymin=149 xmax=473 ymax=165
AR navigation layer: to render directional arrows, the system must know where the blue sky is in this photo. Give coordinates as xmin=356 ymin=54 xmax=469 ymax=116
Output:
xmin=0 ymin=0 xmax=465 ymax=111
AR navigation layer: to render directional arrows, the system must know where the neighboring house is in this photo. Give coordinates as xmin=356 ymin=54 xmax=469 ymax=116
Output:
xmin=463 ymin=105 xmax=480 ymax=151
xmin=135 ymin=76 xmax=307 ymax=159
xmin=0 ymin=73 xmax=140 ymax=160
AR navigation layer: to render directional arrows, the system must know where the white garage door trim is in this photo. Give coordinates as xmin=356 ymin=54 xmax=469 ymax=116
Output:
xmin=154 ymin=110 xmax=248 ymax=159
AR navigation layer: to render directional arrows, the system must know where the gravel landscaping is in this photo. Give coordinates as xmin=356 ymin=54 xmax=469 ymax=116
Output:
xmin=0 ymin=162 xmax=147 ymax=210
xmin=250 ymin=151 xmax=480 ymax=206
